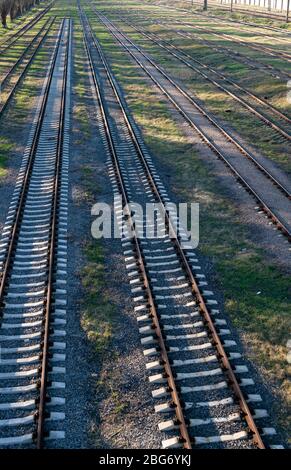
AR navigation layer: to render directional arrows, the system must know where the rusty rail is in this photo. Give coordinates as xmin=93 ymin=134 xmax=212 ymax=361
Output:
xmin=0 ymin=17 xmax=56 ymax=119
xmin=36 ymin=18 xmax=70 ymax=449
xmin=81 ymin=5 xmax=266 ymax=449
xmin=93 ymin=9 xmax=291 ymax=243
xmin=0 ymin=0 xmax=54 ymax=53
xmin=80 ymin=6 xmax=192 ymax=449
xmin=0 ymin=19 xmax=68 ymax=448
xmin=117 ymin=14 xmax=291 ymax=145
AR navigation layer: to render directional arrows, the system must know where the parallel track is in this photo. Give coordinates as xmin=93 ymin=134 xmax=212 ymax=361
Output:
xmin=0 ymin=18 xmax=71 ymax=448
xmin=187 ymin=1 xmax=289 ymax=22
xmin=151 ymin=0 xmax=290 ymax=25
xmin=179 ymin=3 xmax=291 ymax=42
xmin=89 ymin=7 xmax=291 ymax=243
xmin=176 ymin=20 xmax=291 ymax=62
xmin=151 ymin=1 xmax=291 ymax=57
xmin=113 ymin=12 xmax=291 ymax=143
xmin=80 ymin=5 xmax=284 ymax=449
xmin=0 ymin=16 xmax=56 ymax=118
xmin=143 ymin=11 xmax=291 ymax=81
xmin=0 ymin=1 xmax=54 ymax=54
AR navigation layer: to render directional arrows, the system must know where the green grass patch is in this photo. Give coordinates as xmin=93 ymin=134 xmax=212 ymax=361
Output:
xmin=81 ymin=241 xmax=117 ymax=355
xmin=70 ymin=11 xmax=118 ymax=356
xmin=0 ymin=137 xmax=13 ymax=178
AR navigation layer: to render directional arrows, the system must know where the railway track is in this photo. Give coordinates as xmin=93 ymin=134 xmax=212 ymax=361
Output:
xmin=153 ymin=0 xmax=290 ymax=24
xmin=80 ymin=5 xmax=284 ymax=449
xmin=111 ymin=12 xmax=291 ymax=144
xmin=175 ymin=20 xmax=291 ymax=62
xmin=0 ymin=16 xmax=56 ymax=118
xmin=150 ymin=1 xmax=291 ymax=57
xmin=88 ymin=8 xmax=291 ymax=243
xmin=141 ymin=12 xmax=291 ymax=81
xmin=0 ymin=17 xmax=71 ymax=448
xmin=186 ymin=1 xmax=289 ymax=22
xmin=0 ymin=1 xmax=54 ymax=55
xmin=179 ymin=4 xmax=291 ymax=43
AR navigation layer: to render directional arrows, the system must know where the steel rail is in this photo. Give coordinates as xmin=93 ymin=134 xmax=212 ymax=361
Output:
xmin=114 ymin=5 xmax=291 ymax=46
xmin=165 ymin=17 xmax=291 ymax=80
xmin=115 ymin=14 xmax=291 ymax=143
xmin=93 ymin=11 xmax=291 ymax=242
xmin=187 ymin=0 xmax=288 ymax=22
xmin=0 ymin=17 xmax=56 ymax=119
xmin=179 ymin=3 xmax=291 ymax=42
xmin=150 ymin=1 xmax=291 ymax=56
xmin=81 ymin=6 xmax=266 ymax=448
xmin=152 ymin=1 xmax=291 ymax=54
xmin=141 ymin=11 xmax=291 ymax=81
xmin=181 ymin=21 xmax=291 ymax=62
xmin=0 ymin=20 xmax=64 ymax=448
xmin=0 ymin=19 xmax=65 ymax=307
xmin=80 ymin=6 xmax=192 ymax=449
xmin=36 ymin=18 xmax=70 ymax=450
xmin=0 ymin=1 xmax=54 ymax=54
xmin=115 ymin=11 xmax=291 ymax=125
xmin=1 ymin=16 xmax=54 ymax=89
xmin=92 ymin=10 xmax=291 ymax=201
xmin=173 ymin=33 xmax=291 ymax=123
xmin=148 ymin=1 xmax=291 ymax=35
xmin=156 ymin=0 xmax=288 ymax=23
